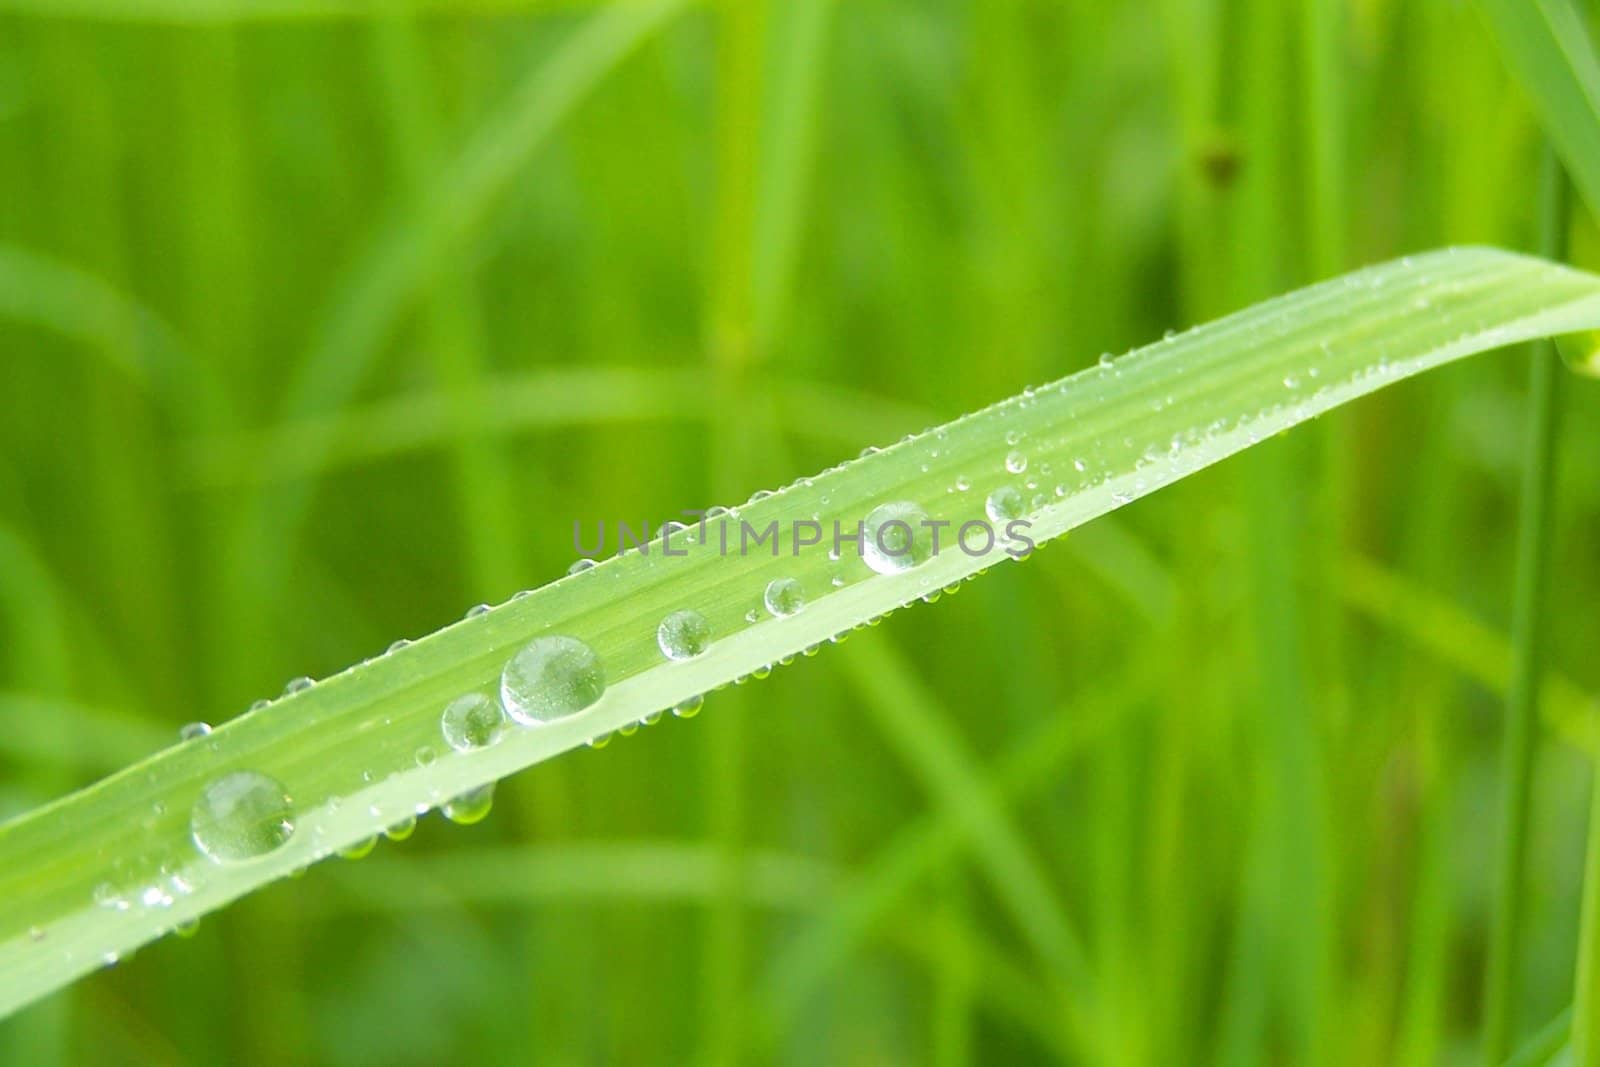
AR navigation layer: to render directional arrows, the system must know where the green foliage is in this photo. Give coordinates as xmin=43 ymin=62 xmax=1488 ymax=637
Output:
xmin=2 ymin=1 xmax=1600 ymax=1063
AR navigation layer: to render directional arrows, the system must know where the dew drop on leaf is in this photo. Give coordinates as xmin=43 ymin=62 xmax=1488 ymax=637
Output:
xmin=190 ymin=771 xmax=296 ymax=864
xmin=500 ymin=636 xmax=606 ymax=725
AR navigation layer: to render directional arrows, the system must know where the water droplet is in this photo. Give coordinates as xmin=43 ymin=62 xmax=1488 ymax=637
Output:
xmin=94 ymin=883 xmax=128 ymax=912
xmin=248 ymin=699 xmax=269 ymax=712
xmin=414 ymin=746 xmax=437 ymax=768
xmin=465 ymin=603 xmax=491 ymax=619
xmin=442 ymin=783 xmax=495 ymax=825
xmin=500 ymin=636 xmax=606 ymax=725
xmin=954 ymin=476 xmax=971 ymax=492
xmin=764 ymin=578 xmax=805 ymax=618
xmin=283 ymin=677 xmax=314 ymax=696
xmin=587 ymin=732 xmax=613 ymax=748
xmin=387 ymin=639 xmax=412 ymax=654
xmin=173 ymin=918 xmax=200 ymax=939
xmin=985 ymin=486 xmax=1025 ymax=524
xmin=641 ymin=710 xmax=663 ymax=726
xmin=567 ymin=558 xmax=596 ymax=576
xmin=339 ymin=836 xmax=377 ymax=860
xmin=673 ymin=694 xmax=704 ymax=719
xmin=384 ymin=815 xmax=417 ymax=841
xmin=657 ymin=609 xmax=712 ymax=661
xmin=28 ymin=925 xmax=45 ymax=942
xmin=190 ymin=771 xmax=296 ymax=863
xmin=863 ymin=501 xmax=934 ymax=575
xmin=1073 ymin=458 xmax=1088 ymax=473
xmin=618 ymin=721 xmax=638 ymax=737
xmin=1005 ymin=451 xmax=1027 ymax=474
xmin=751 ymin=664 xmax=772 ymax=680
xmin=179 ymin=722 xmax=212 ymax=742
xmin=441 ymin=693 xmax=506 ymax=753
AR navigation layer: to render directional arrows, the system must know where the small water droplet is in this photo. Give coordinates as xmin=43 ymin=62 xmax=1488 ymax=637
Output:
xmin=863 ymin=501 xmax=934 ymax=575
xmin=673 ymin=694 xmax=704 ymax=719
xmin=384 ymin=815 xmax=417 ymax=841
xmin=28 ymin=926 xmax=45 ymax=943
xmin=567 ymin=558 xmax=597 ymax=576
xmin=442 ymin=783 xmax=495 ymax=825
xmin=283 ymin=677 xmax=314 ymax=696
xmin=657 ymin=609 xmax=712 ymax=661
xmin=179 ymin=722 xmax=212 ymax=742
xmin=387 ymin=639 xmax=412 ymax=654
xmin=500 ymin=636 xmax=606 ymax=725
xmin=190 ymin=771 xmax=296 ymax=863
xmin=173 ymin=918 xmax=200 ymax=939
xmin=441 ymin=693 xmax=506 ymax=752
xmin=94 ymin=883 xmax=128 ymax=912
xmin=764 ymin=577 xmax=806 ymax=618
xmin=954 ymin=476 xmax=971 ymax=492
xmin=465 ymin=603 xmax=491 ymax=619
xmin=618 ymin=721 xmax=638 ymax=737
xmin=985 ymin=486 xmax=1025 ymax=523
xmin=1004 ymin=452 xmax=1027 ymax=474
xmin=339 ymin=836 xmax=377 ymax=860
xmin=414 ymin=746 xmax=437 ymax=768
xmin=587 ymin=732 xmax=613 ymax=748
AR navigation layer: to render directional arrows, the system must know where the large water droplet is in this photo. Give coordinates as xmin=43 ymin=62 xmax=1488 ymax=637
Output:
xmin=190 ymin=771 xmax=296 ymax=863
xmin=985 ymin=486 xmax=1025 ymax=524
xmin=763 ymin=577 xmax=806 ymax=618
xmin=863 ymin=501 xmax=934 ymax=575
xmin=443 ymin=783 xmax=495 ymax=825
xmin=500 ymin=636 xmax=606 ymax=725
xmin=441 ymin=693 xmax=505 ymax=752
xmin=657 ymin=609 xmax=711 ymax=661
xmin=178 ymin=722 xmax=212 ymax=742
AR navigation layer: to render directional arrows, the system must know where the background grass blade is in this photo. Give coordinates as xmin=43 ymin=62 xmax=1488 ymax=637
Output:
xmin=1483 ymin=153 xmax=1572 ymax=1065
xmin=1475 ymin=0 xmax=1600 ymax=222
xmin=2 ymin=247 xmax=1600 ymax=1020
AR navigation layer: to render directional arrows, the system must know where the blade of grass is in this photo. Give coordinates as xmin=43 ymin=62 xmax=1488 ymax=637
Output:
xmin=1483 ymin=152 xmax=1571 ymax=1066
xmin=834 ymin=636 xmax=1091 ymax=1020
xmin=0 ymin=0 xmax=620 ymax=20
xmin=370 ymin=14 xmax=521 ymax=598
xmin=1475 ymin=0 xmax=1600 ymax=223
xmin=181 ymin=371 xmax=938 ymax=488
xmin=226 ymin=0 xmax=691 ymax=626
xmin=1576 ymin=762 xmax=1600 ymax=1065
xmin=1336 ymin=556 xmax=1596 ymax=750
xmin=757 ymin=647 xmax=1165 ymax=1061
xmin=2 ymin=248 xmax=1600 ymax=1018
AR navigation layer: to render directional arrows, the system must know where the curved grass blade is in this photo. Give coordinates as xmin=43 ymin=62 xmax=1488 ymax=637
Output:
xmin=1476 ymin=0 xmax=1600 ymax=224
xmin=2 ymin=247 xmax=1600 ymax=1018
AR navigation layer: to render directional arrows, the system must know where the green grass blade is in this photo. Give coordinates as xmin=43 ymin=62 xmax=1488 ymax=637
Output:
xmin=2 ymin=247 xmax=1600 ymax=1018
xmin=1476 ymin=0 xmax=1600 ymax=222
xmin=0 ymin=0 xmax=621 ymax=21
xmin=1483 ymin=155 xmax=1572 ymax=1064
xmin=1576 ymin=768 xmax=1600 ymax=1065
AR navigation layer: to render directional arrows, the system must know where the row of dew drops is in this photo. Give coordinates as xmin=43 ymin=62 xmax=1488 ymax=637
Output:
xmin=69 ymin=433 xmax=1068 ymax=954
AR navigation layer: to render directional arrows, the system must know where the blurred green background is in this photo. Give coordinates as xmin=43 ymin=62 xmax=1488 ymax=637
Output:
xmin=3 ymin=0 xmax=1600 ymax=1062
